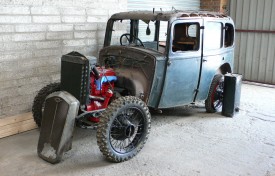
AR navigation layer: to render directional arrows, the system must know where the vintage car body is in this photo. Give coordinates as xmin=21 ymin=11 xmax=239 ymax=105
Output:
xmin=34 ymin=10 xmax=236 ymax=163
xmin=99 ymin=11 xmax=235 ymax=109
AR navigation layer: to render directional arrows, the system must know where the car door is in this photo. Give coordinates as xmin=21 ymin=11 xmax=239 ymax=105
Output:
xmin=195 ymin=20 xmax=226 ymax=101
xmin=158 ymin=19 xmax=203 ymax=108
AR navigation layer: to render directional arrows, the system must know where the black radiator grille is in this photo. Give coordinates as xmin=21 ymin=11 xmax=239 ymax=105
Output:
xmin=60 ymin=52 xmax=90 ymax=105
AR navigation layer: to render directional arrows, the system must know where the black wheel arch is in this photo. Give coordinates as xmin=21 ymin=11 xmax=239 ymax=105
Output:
xmin=218 ymin=63 xmax=232 ymax=75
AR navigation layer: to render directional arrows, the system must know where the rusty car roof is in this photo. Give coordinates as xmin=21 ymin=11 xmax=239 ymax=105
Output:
xmin=110 ymin=10 xmax=230 ymax=21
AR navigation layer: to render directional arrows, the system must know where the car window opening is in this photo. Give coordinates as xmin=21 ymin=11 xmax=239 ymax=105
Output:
xmin=172 ymin=23 xmax=200 ymax=52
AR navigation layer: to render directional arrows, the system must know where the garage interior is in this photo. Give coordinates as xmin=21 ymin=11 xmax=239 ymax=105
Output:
xmin=0 ymin=0 xmax=275 ymax=176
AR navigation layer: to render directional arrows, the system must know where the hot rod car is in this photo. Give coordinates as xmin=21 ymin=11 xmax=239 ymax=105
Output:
xmin=33 ymin=10 xmax=235 ymax=163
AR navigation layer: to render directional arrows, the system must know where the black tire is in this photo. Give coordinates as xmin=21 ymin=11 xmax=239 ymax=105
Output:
xmin=32 ymin=83 xmax=60 ymax=126
xmin=97 ymin=96 xmax=151 ymax=162
xmin=205 ymin=74 xmax=224 ymax=113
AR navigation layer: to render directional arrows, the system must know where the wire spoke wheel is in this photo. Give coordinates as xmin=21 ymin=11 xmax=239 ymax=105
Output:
xmin=110 ymin=107 xmax=145 ymax=154
xmin=211 ymin=79 xmax=224 ymax=110
xmin=97 ymin=96 xmax=151 ymax=162
xmin=205 ymin=74 xmax=224 ymax=113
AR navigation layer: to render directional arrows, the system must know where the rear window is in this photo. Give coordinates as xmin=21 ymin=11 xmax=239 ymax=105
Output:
xmin=225 ymin=23 xmax=234 ymax=47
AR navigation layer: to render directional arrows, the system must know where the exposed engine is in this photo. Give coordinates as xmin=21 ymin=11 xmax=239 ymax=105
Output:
xmin=86 ymin=66 xmax=117 ymax=122
xmin=60 ymin=52 xmax=117 ymax=125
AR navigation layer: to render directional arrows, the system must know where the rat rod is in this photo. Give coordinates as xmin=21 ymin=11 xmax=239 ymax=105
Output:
xmin=33 ymin=10 xmax=235 ymax=163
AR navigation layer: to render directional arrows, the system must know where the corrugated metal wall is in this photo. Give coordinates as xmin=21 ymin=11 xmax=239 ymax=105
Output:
xmin=128 ymin=0 xmax=200 ymax=11
xmin=230 ymin=0 xmax=275 ymax=84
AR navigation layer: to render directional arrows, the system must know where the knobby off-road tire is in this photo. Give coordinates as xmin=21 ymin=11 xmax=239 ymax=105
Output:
xmin=32 ymin=83 xmax=60 ymax=126
xmin=97 ymin=96 xmax=151 ymax=162
xmin=205 ymin=74 xmax=224 ymax=113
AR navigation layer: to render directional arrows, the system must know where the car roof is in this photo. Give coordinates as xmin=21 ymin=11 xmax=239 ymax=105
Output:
xmin=110 ymin=10 xmax=231 ymax=21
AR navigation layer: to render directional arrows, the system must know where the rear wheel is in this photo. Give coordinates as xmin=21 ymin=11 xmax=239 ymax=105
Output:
xmin=97 ymin=96 xmax=151 ymax=162
xmin=32 ymin=83 xmax=60 ymax=126
xmin=205 ymin=74 xmax=224 ymax=113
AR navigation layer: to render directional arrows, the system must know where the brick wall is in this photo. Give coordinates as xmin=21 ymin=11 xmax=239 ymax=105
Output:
xmin=200 ymin=0 xmax=228 ymax=13
xmin=0 ymin=0 xmax=127 ymax=119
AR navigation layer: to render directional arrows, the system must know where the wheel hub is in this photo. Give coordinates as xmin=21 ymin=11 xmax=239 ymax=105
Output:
xmin=212 ymin=80 xmax=224 ymax=109
xmin=111 ymin=118 xmax=136 ymax=140
xmin=125 ymin=125 xmax=135 ymax=138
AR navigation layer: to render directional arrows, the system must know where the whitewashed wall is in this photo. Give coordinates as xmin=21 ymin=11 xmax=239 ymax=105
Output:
xmin=0 ymin=0 xmax=127 ymax=118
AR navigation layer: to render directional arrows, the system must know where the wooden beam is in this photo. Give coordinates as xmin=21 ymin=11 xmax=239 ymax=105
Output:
xmin=0 ymin=112 xmax=37 ymax=139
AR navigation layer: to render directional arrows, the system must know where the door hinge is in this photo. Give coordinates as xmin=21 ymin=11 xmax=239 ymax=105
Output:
xmin=167 ymin=60 xmax=172 ymax=66
xmin=200 ymin=26 xmax=205 ymax=29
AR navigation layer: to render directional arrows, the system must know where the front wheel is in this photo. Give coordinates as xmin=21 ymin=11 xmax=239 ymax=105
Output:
xmin=205 ymin=74 xmax=224 ymax=113
xmin=96 ymin=96 xmax=151 ymax=162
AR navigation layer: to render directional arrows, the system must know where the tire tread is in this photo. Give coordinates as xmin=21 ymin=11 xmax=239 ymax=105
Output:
xmin=32 ymin=82 xmax=60 ymax=126
xmin=96 ymin=96 xmax=151 ymax=162
xmin=205 ymin=74 xmax=223 ymax=113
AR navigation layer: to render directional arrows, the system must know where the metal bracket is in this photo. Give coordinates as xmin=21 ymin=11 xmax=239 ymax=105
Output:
xmin=167 ymin=60 xmax=172 ymax=66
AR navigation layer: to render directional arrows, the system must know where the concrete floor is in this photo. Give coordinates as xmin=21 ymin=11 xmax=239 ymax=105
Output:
xmin=0 ymin=84 xmax=275 ymax=176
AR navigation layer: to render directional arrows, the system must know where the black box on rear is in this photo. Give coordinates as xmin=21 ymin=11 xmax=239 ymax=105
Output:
xmin=222 ymin=74 xmax=242 ymax=117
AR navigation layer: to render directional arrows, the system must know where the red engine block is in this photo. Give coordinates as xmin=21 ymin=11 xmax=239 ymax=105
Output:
xmin=86 ymin=67 xmax=117 ymax=122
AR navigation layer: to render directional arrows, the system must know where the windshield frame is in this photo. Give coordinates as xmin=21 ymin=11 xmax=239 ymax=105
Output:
xmin=103 ymin=18 xmax=169 ymax=53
